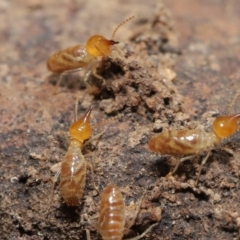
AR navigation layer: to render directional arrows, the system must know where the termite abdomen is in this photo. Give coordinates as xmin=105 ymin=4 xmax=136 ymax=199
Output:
xmin=148 ymin=129 xmax=218 ymax=155
xmin=98 ymin=184 xmax=125 ymax=240
xmin=60 ymin=140 xmax=86 ymax=206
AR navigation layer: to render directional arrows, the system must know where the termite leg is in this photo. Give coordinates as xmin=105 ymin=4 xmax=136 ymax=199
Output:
xmin=85 ymin=229 xmax=91 ymax=240
xmin=126 ymin=191 xmax=147 ymax=229
xmin=169 ymin=155 xmax=196 ymax=176
xmin=53 ymin=67 xmax=83 ymax=95
xmin=83 ymin=61 xmax=105 ymax=86
xmin=46 ymin=166 xmax=61 ymax=214
xmin=195 ymin=147 xmax=235 ymax=186
xmin=86 ymin=213 xmax=99 ymax=237
xmin=74 ymin=94 xmax=83 ymax=121
xmin=195 ymin=151 xmax=211 ymax=186
xmin=125 ymin=191 xmax=158 ymax=240
xmin=83 ymin=69 xmax=92 ymax=85
xmin=220 ymin=147 xmax=235 ymax=156
xmin=92 ymin=65 xmax=105 ymax=85
xmin=83 ymin=131 xmax=105 ymax=196
xmin=83 ymin=131 xmax=105 ymax=149
xmin=229 ymin=89 xmax=240 ymax=114
xmin=88 ymin=213 xmax=99 ymax=221
xmin=86 ymin=160 xmax=99 ymax=195
xmin=125 ymin=223 xmax=158 ymax=240
xmin=87 ymin=57 xmax=105 ymax=85
xmin=84 ymin=130 xmax=105 ymax=182
xmin=83 ymin=131 xmax=105 ymax=195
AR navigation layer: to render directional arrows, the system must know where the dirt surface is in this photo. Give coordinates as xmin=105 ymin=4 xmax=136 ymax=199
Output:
xmin=0 ymin=0 xmax=240 ymax=239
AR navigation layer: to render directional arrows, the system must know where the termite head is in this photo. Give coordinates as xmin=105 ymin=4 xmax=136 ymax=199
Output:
xmin=213 ymin=113 xmax=240 ymax=138
xmin=86 ymin=16 xmax=134 ymax=58
xmin=69 ymin=107 xmax=92 ymax=143
xmin=86 ymin=35 xmax=118 ymax=57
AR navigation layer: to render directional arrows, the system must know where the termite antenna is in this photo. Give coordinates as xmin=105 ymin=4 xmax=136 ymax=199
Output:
xmin=228 ymin=89 xmax=240 ymax=115
xmin=75 ymin=95 xmax=81 ymax=121
xmin=111 ymin=16 xmax=135 ymax=40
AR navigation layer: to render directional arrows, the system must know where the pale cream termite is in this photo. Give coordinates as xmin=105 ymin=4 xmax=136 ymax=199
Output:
xmin=98 ymin=184 xmax=125 ymax=240
xmin=86 ymin=184 xmax=158 ymax=240
xmin=148 ymin=113 xmax=240 ymax=185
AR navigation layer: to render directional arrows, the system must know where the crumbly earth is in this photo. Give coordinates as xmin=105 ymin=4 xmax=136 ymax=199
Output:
xmin=0 ymin=0 xmax=240 ymax=240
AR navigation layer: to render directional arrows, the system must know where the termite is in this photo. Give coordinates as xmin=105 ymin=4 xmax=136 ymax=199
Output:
xmin=49 ymin=104 xmax=94 ymax=207
xmin=48 ymin=102 xmax=104 ymax=209
xmin=47 ymin=16 xmax=134 ymax=87
xmin=86 ymin=184 xmax=158 ymax=240
xmin=148 ymin=112 xmax=240 ymax=185
xmin=58 ymin=107 xmax=92 ymax=205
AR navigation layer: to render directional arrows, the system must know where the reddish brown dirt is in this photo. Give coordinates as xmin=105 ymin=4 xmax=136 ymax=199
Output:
xmin=0 ymin=0 xmax=240 ymax=239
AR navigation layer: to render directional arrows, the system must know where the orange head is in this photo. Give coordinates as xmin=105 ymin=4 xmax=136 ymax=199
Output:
xmin=212 ymin=113 xmax=240 ymax=138
xmin=86 ymin=35 xmax=118 ymax=57
xmin=69 ymin=107 xmax=92 ymax=143
xmin=85 ymin=16 xmax=134 ymax=58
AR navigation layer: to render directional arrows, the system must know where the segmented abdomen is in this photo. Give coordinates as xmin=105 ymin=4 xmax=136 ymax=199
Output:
xmin=148 ymin=129 xmax=219 ymax=155
xmin=98 ymin=184 xmax=125 ymax=240
xmin=47 ymin=45 xmax=89 ymax=73
xmin=60 ymin=146 xmax=86 ymax=206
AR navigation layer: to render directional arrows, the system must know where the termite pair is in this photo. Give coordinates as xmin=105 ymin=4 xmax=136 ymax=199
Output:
xmin=49 ymin=17 xmax=137 ymax=203
xmin=47 ymin=16 xmax=134 ymax=87
xmin=148 ymin=106 xmax=240 ymax=185
xmin=86 ymin=184 xmax=158 ymax=240
xmin=55 ymin=108 xmax=157 ymax=236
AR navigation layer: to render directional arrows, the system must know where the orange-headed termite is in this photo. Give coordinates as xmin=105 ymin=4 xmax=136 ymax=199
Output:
xmin=49 ymin=103 xmax=103 ymax=209
xmin=47 ymin=16 xmax=134 ymax=86
xmin=148 ymin=112 xmax=240 ymax=185
xmin=59 ymin=107 xmax=92 ymax=205
xmin=86 ymin=184 xmax=158 ymax=240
